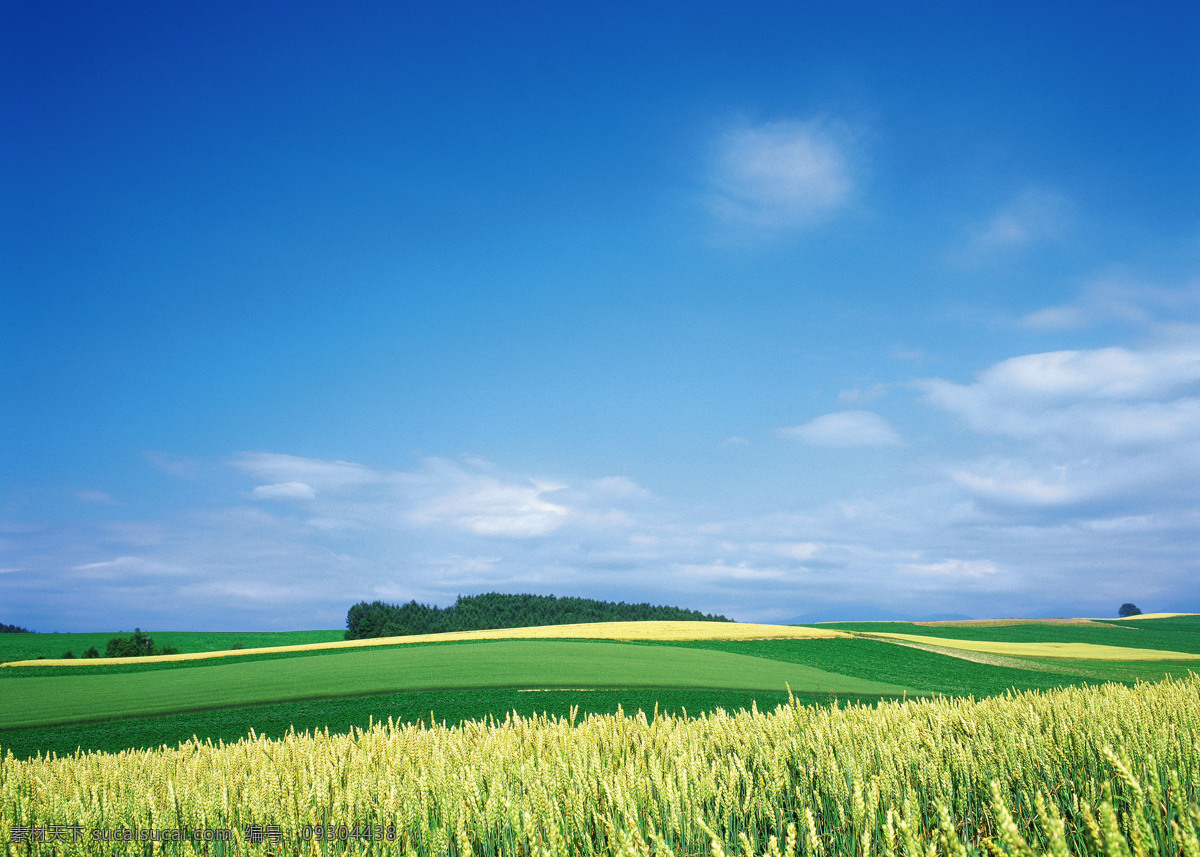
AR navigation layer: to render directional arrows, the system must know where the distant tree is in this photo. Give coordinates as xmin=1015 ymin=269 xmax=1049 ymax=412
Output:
xmin=0 ymin=622 xmax=33 ymax=633
xmin=1118 ymin=603 xmax=1143 ymax=617
xmin=104 ymin=628 xmax=168 ymax=657
xmin=82 ymin=646 xmax=100 ymax=658
xmin=346 ymin=592 xmax=733 ymax=640
xmin=105 ymin=636 xmax=133 ymax=658
xmin=61 ymin=650 xmax=74 ymax=659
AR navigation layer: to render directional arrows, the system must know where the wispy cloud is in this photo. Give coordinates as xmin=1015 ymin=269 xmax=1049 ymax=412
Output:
xmin=234 ymin=453 xmax=384 ymax=493
xmin=706 ymin=118 xmax=859 ymax=234
xmin=919 ymin=341 xmax=1200 ymax=512
xmin=919 ymin=345 xmax=1200 ymax=440
xmin=776 ymin=411 xmax=902 ymax=447
xmin=951 ymin=187 xmax=1070 ymax=264
xmin=231 ymin=455 xmax=659 ymax=541
xmin=946 ymin=461 xmax=1078 ymax=507
xmin=904 ymin=559 xmax=1000 ymax=579
xmin=251 ymin=482 xmax=317 ymax=500
xmin=676 ymin=561 xmax=788 ymax=582
xmin=1020 ymin=276 xmax=1200 ymax=331
xmin=144 ymin=451 xmax=203 ymax=479
xmin=411 ymin=476 xmax=570 ymax=537
xmin=836 ymin=383 xmax=889 ymax=405
xmin=588 ymin=476 xmax=652 ymax=499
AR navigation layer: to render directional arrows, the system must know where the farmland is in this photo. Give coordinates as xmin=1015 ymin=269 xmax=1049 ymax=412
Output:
xmin=2 ymin=616 xmax=1199 ymax=757
xmin=1 ymin=615 xmax=1198 ymax=855
xmin=0 ymin=620 xmax=842 ymax=668
xmin=0 ymin=639 xmax=908 ymax=729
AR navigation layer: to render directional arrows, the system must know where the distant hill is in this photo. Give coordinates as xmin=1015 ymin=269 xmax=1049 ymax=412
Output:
xmin=345 ymin=593 xmax=732 ymax=640
xmin=0 ymin=623 xmax=33 ymax=634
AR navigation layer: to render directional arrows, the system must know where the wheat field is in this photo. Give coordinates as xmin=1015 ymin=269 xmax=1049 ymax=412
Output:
xmin=3 ymin=674 xmax=1198 ymax=856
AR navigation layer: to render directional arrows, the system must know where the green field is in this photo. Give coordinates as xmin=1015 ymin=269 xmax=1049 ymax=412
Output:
xmin=653 ymin=636 xmax=1199 ymax=691
xmin=0 ymin=638 xmax=909 ymax=729
xmin=814 ymin=614 xmax=1200 ymax=652
xmin=1 ymin=616 xmax=1197 ymax=762
xmin=0 ymin=628 xmax=344 ymax=664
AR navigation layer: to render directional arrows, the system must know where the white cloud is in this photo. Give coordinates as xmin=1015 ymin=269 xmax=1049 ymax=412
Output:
xmin=918 ymin=338 xmax=1200 ymax=516
xmin=904 ymin=559 xmax=1000 ymax=579
xmin=233 ymin=452 xmax=384 ymax=492
xmin=920 ymin=345 xmax=1200 ymax=444
xmin=777 ymin=410 xmax=903 ymax=447
xmin=412 ymin=477 xmax=570 ymax=537
xmin=589 ymin=476 xmax=652 ymax=498
xmin=69 ymin=555 xmax=187 ymax=580
xmin=983 ymin=346 xmax=1200 ymax=399
xmin=949 ymin=440 xmax=1200 ymax=512
xmin=764 ymin=541 xmax=825 ymax=561
xmin=234 ymin=455 xmax=649 ymax=540
xmin=1020 ymin=305 xmax=1091 ymax=331
xmin=837 ymin=383 xmax=888 ymax=405
xmin=72 ymin=556 xmax=139 ymax=571
xmin=719 ymin=435 xmax=750 ymax=448
xmin=1020 ymin=276 xmax=1200 ymax=331
xmin=952 ymin=187 xmax=1070 ymax=264
xmin=947 ymin=463 xmax=1076 ymax=507
xmin=706 ymin=118 xmax=857 ymax=231
xmin=676 ymin=561 xmax=788 ymax=582
xmin=251 ymin=482 xmax=317 ymax=500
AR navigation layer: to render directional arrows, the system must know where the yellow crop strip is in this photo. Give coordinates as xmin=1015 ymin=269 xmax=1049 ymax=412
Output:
xmin=1 ymin=621 xmax=844 ymax=667
xmin=867 ymin=631 xmax=1200 ymax=660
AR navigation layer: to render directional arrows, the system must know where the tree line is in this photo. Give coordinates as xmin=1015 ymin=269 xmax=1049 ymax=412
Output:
xmin=345 ymin=593 xmax=731 ymax=640
xmin=1 ymin=622 xmax=33 ymax=634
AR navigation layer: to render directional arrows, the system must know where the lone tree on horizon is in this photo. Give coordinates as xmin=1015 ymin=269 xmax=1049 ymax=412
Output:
xmin=1118 ymin=603 xmax=1143 ymax=617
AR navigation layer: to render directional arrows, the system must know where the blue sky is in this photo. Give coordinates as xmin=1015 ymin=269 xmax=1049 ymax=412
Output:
xmin=3 ymin=2 xmax=1199 ymax=631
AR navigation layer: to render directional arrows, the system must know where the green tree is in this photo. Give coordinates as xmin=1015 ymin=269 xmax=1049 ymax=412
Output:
xmin=1118 ymin=603 xmax=1143 ymax=617
xmin=105 ymin=628 xmax=158 ymax=657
